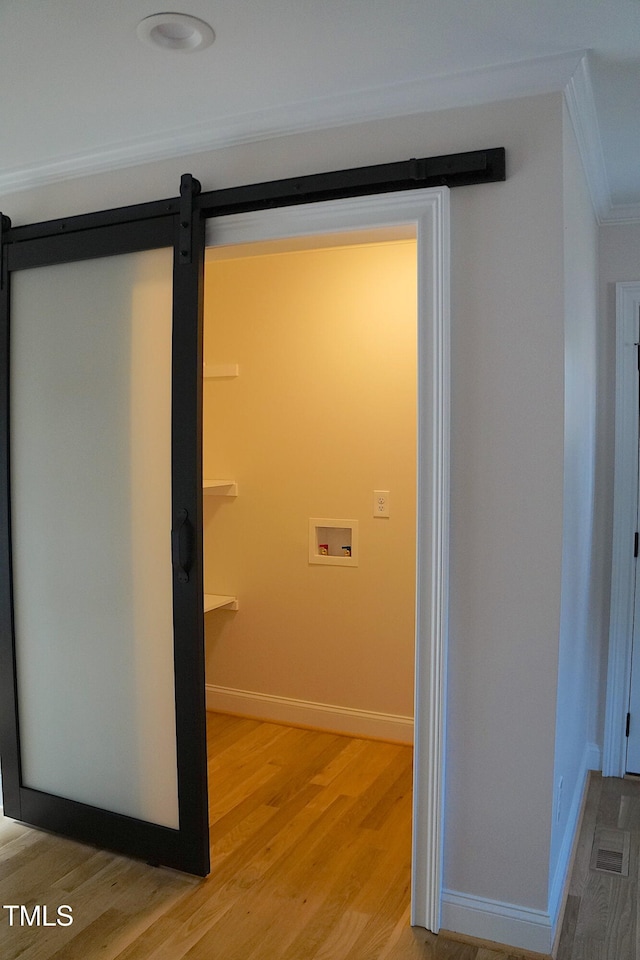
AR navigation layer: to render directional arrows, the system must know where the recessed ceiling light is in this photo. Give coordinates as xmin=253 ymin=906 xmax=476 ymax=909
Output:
xmin=136 ymin=13 xmax=215 ymax=52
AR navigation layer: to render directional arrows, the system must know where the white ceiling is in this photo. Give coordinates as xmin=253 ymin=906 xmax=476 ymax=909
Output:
xmin=1 ymin=0 xmax=639 ymax=221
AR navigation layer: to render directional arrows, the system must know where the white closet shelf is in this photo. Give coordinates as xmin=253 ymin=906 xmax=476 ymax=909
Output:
xmin=203 ymin=479 xmax=238 ymax=496
xmin=204 ymin=594 xmax=238 ymax=612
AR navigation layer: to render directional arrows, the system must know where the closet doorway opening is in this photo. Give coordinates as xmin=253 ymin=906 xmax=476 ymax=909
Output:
xmin=200 ymin=188 xmax=449 ymax=931
xmin=202 ymin=228 xmax=417 ymax=741
xmin=201 ymin=226 xmax=418 ymax=937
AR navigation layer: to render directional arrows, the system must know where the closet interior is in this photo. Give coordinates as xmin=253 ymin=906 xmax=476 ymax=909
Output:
xmin=201 ymin=232 xmax=418 ymax=740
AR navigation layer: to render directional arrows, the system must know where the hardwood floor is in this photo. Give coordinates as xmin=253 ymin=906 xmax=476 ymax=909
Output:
xmin=555 ymin=771 xmax=640 ymax=960
xmin=0 ymin=715 xmax=530 ymax=959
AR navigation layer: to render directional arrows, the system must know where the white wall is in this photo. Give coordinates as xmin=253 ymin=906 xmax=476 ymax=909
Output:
xmin=598 ymin=220 xmax=640 ymax=756
xmin=599 ymin=218 xmax=640 ymax=551
xmin=548 ymin=101 xmax=600 ymax=920
xmin=443 ymin=95 xmax=565 ymax=922
xmin=1 ymin=92 xmax=574 ymax=948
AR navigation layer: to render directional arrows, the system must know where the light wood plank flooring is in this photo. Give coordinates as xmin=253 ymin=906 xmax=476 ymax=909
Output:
xmin=0 ymin=715 xmax=528 ymax=960
xmin=555 ymin=771 xmax=640 ymax=960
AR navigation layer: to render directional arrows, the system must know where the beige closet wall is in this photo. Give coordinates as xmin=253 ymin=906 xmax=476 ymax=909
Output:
xmin=202 ymin=239 xmax=417 ymax=719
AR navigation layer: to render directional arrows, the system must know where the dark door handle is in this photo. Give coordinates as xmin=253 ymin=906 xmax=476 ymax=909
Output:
xmin=172 ymin=508 xmax=191 ymax=583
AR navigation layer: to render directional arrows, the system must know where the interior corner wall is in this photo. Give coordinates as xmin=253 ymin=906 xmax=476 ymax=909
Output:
xmin=1 ymin=91 xmax=569 ymax=946
xmin=202 ymin=240 xmax=417 ymax=727
xmin=547 ymin=99 xmax=600 ymax=921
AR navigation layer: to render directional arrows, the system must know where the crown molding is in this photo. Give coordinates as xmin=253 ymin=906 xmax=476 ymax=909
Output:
xmin=564 ymin=57 xmax=640 ymax=225
xmin=0 ymin=51 xmax=586 ymax=197
xmin=564 ymin=55 xmax=610 ymax=222
xmin=601 ymin=201 xmax=640 ymax=226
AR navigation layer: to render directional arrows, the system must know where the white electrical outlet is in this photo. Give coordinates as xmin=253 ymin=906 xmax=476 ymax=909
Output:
xmin=373 ymin=490 xmax=390 ymax=518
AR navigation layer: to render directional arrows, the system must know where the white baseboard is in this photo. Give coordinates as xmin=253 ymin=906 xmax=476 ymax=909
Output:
xmin=440 ymin=740 xmax=601 ymax=957
xmin=205 ymin=683 xmax=414 ymax=743
xmin=548 ymin=741 xmax=601 ymax=942
xmin=441 ymin=890 xmax=553 ymax=956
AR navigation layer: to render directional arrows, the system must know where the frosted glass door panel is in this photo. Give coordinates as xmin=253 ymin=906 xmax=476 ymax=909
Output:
xmin=10 ymin=248 xmax=179 ymax=829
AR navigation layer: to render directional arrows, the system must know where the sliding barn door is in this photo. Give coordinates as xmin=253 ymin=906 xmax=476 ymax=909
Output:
xmin=0 ymin=177 xmax=209 ymax=875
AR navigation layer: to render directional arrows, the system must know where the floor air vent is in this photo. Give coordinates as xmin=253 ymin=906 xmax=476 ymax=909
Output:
xmin=590 ymin=828 xmax=630 ymax=877
xmin=594 ymin=848 xmax=624 ymax=874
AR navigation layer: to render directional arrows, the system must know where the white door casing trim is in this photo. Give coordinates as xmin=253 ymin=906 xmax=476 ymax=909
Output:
xmin=206 ymin=187 xmax=451 ymax=931
xmin=604 ymin=282 xmax=640 ymax=777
